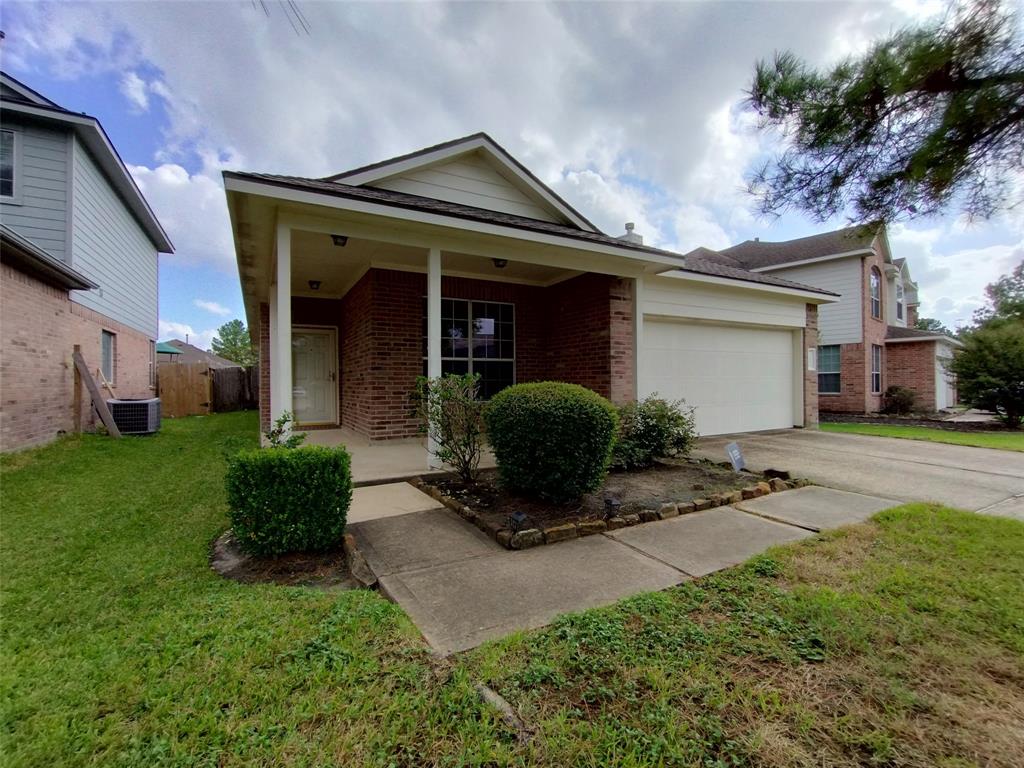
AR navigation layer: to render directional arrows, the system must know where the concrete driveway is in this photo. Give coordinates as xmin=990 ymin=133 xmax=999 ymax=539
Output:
xmin=695 ymin=429 xmax=1024 ymax=513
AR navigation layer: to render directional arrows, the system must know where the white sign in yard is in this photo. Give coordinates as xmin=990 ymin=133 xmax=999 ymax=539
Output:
xmin=725 ymin=441 xmax=746 ymax=472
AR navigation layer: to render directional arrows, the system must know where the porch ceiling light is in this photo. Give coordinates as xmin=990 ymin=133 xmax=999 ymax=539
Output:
xmin=331 ymin=234 xmax=348 ymax=247
xmin=308 ymin=280 xmax=322 ymax=291
xmin=492 ymin=258 xmax=508 ymax=269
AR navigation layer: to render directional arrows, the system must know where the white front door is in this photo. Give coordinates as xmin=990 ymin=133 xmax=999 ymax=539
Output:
xmin=292 ymin=328 xmax=337 ymax=425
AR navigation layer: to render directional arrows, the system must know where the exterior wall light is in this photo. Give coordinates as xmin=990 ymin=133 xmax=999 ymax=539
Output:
xmin=308 ymin=280 xmax=322 ymax=291
xmin=331 ymin=234 xmax=348 ymax=247
xmin=492 ymin=258 xmax=508 ymax=269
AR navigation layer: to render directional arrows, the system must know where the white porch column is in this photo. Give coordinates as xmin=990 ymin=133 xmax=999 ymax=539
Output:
xmin=427 ymin=247 xmax=442 ymax=467
xmin=273 ymin=223 xmax=293 ymax=426
xmin=633 ymin=275 xmax=644 ymax=400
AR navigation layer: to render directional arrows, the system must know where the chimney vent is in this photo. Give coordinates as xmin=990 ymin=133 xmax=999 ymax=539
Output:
xmin=619 ymin=222 xmax=643 ymax=245
xmin=754 ymin=237 xmax=760 ymax=242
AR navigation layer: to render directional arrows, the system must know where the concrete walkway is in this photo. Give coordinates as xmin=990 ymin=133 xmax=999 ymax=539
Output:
xmin=349 ymin=485 xmax=898 ymax=655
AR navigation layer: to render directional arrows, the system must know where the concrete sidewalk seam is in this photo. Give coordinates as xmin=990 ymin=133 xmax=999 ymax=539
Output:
xmin=731 ymin=504 xmax=823 ymax=533
xmin=601 ymin=531 xmax=696 ymax=579
xmin=975 ymin=492 xmax=1024 ymax=514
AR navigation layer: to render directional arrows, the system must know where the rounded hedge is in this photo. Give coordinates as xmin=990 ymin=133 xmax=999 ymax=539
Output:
xmin=225 ymin=445 xmax=353 ymax=557
xmin=484 ymin=382 xmax=619 ymax=503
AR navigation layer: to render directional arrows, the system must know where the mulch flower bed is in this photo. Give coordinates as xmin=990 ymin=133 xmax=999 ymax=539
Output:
xmin=210 ymin=530 xmax=376 ymax=589
xmin=417 ymin=460 xmax=809 ymax=550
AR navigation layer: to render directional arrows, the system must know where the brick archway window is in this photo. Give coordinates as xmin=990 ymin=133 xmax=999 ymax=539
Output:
xmin=870 ymin=267 xmax=882 ymax=319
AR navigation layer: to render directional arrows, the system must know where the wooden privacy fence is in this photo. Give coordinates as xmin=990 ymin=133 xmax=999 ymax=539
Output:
xmin=158 ymin=364 xmax=258 ymax=418
xmin=211 ymin=366 xmax=259 ymax=413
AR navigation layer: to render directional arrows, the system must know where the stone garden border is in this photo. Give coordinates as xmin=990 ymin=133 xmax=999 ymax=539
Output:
xmin=412 ymin=476 xmax=812 ymax=551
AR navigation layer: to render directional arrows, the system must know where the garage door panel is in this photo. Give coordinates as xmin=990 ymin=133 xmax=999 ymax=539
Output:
xmin=641 ymin=320 xmax=796 ymax=436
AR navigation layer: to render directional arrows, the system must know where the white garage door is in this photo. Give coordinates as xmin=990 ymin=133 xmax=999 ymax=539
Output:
xmin=641 ymin=319 xmax=796 ymax=436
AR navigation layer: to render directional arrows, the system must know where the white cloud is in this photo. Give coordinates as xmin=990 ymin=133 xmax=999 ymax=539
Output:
xmin=128 ymin=162 xmax=235 ymax=272
xmin=119 ymin=71 xmax=149 ymax=111
xmin=5 ymin=0 xmax=1018 ymax=338
xmin=158 ymin=320 xmax=217 ymax=350
xmin=193 ymin=299 xmax=231 ymax=316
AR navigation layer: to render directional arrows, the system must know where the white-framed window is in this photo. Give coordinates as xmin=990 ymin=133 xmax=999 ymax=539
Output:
xmin=818 ymin=344 xmax=841 ymax=394
xmin=148 ymin=340 xmax=156 ymax=387
xmin=101 ymin=330 xmax=116 ymax=385
xmin=870 ymin=267 xmax=882 ymax=319
xmin=0 ymin=129 xmax=17 ymax=201
xmin=422 ymin=297 xmax=515 ymax=400
xmin=896 ymin=283 xmax=904 ymax=320
xmin=871 ymin=344 xmax=883 ymax=394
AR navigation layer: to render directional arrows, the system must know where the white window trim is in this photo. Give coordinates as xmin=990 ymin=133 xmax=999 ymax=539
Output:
xmin=422 ymin=297 xmax=516 ymax=395
xmin=101 ymin=330 xmax=117 ymax=386
xmin=817 ymin=344 xmax=841 ymax=395
xmin=870 ymin=268 xmax=882 ymax=320
xmin=0 ymin=128 xmax=22 ymax=204
xmin=871 ymin=344 xmax=883 ymax=394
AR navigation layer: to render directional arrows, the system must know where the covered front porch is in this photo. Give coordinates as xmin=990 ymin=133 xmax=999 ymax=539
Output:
xmin=230 ymin=203 xmax=670 ymax=470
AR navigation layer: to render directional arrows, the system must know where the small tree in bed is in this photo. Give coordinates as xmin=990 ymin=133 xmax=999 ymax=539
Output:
xmin=414 ymin=373 xmax=486 ymax=482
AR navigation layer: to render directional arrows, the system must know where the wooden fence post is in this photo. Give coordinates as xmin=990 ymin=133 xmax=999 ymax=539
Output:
xmin=73 ymin=344 xmax=82 ymax=434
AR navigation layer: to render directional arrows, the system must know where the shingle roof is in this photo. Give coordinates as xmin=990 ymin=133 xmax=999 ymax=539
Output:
xmin=716 ymin=225 xmax=878 ymax=270
xmin=886 ymin=325 xmax=960 ymax=344
xmin=225 ymin=171 xmax=837 ymax=296
xmin=675 ymin=250 xmax=837 ymax=294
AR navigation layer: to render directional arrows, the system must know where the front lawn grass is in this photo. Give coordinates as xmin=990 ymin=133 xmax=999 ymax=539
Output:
xmin=821 ymin=420 xmax=1024 ymax=451
xmin=4 ymin=412 xmax=1023 ymax=766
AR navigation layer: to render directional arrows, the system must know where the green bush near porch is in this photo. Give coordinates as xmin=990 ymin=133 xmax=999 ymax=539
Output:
xmin=484 ymin=381 xmax=618 ymax=503
xmin=225 ymin=445 xmax=353 ymax=556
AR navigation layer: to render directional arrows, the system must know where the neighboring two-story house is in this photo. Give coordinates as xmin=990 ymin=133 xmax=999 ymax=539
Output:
xmin=0 ymin=73 xmax=174 ymax=451
xmin=708 ymin=225 xmax=959 ymax=414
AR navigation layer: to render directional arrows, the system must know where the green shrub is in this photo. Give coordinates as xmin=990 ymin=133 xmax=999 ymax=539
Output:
xmin=483 ymin=382 xmax=618 ymax=503
xmin=413 ymin=373 xmax=485 ymax=482
xmin=611 ymin=395 xmax=698 ymax=470
xmin=949 ymin=319 xmax=1024 ymax=428
xmin=881 ymin=385 xmax=917 ymax=415
xmin=225 ymin=446 xmax=353 ymax=556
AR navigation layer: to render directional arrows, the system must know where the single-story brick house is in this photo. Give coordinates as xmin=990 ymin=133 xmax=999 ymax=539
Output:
xmin=223 ymin=133 xmax=837 ymax=444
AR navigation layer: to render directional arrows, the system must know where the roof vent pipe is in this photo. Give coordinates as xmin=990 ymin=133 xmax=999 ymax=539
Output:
xmin=619 ymin=222 xmax=643 ymax=245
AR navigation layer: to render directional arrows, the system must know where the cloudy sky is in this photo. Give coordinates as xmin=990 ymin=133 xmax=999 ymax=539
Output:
xmin=3 ymin=0 xmax=1020 ymax=348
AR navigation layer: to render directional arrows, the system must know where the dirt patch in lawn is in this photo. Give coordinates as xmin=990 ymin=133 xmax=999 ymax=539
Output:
xmin=210 ymin=530 xmax=360 ymax=590
xmin=431 ymin=460 xmax=763 ymax=531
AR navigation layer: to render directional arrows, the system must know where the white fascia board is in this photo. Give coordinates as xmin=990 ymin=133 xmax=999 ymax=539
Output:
xmin=224 ymin=176 xmax=680 ymax=269
xmin=656 ymin=268 xmax=838 ymax=303
xmin=2 ymin=101 xmax=174 ymax=253
xmin=751 ymin=249 xmax=873 ymax=272
xmin=334 ymin=135 xmax=598 ymax=233
xmin=886 ymin=335 xmax=963 ymax=348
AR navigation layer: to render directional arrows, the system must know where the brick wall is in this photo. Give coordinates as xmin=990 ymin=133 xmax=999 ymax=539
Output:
xmin=819 ymin=248 xmax=888 ymax=414
xmin=339 ymin=272 xmax=376 ymax=436
xmin=1 ymin=262 xmax=154 ymax=452
xmin=325 ymin=268 xmax=637 ymax=440
xmin=886 ymin=340 xmax=937 ymax=411
xmin=803 ymin=303 xmax=819 ymax=427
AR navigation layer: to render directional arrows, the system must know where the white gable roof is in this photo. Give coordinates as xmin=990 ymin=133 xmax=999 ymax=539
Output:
xmin=327 ymin=133 xmax=599 ymax=232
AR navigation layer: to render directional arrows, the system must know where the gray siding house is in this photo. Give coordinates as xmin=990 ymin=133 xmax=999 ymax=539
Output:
xmin=0 ymin=72 xmax=173 ymax=450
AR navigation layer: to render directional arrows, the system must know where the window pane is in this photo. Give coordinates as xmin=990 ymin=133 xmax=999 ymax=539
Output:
xmin=474 ymin=360 xmax=513 ymax=400
xmin=101 ymin=331 xmax=115 ymax=382
xmin=817 ymin=345 xmax=840 ymax=373
xmin=0 ymin=131 xmax=13 ymax=197
xmin=818 ymin=373 xmax=840 ymax=394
